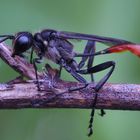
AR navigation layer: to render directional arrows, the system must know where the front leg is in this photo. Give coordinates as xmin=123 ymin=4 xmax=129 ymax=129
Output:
xmin=58 ymin=65 xmax=62 ymax=78
xmin=32 ymin=56 xmax=42 ymax=91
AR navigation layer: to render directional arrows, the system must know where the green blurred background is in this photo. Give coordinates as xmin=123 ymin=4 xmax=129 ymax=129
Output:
xmin=0 ymin=0 xmax=140 ymax=140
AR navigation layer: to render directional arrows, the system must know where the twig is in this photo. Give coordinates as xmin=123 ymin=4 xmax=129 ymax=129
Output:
xmin=0 ymin=43 xmax=140 ymax=110
xmin=0 ymin=82 xmax=140 ymax=110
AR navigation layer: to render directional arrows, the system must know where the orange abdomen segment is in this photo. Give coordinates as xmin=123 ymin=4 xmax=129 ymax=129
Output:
xmin=107 ymin=44 xmax=140 ymax=57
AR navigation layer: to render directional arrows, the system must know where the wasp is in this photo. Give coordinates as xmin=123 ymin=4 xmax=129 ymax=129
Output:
xmin=0 ymin=29 xmax=139 ymax=136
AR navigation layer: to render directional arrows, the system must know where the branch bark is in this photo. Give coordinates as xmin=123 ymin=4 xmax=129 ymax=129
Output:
xmin=0 ymin=82 xmax=140 ymax=110
xmin=0 ymin=43 xmax=140 ymax=110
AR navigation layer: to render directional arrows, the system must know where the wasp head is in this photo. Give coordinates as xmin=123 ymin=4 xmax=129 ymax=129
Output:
xmin=12 ymin=32 xmax=33 ymax=57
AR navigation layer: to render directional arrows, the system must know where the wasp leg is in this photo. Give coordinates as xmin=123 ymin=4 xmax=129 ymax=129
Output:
xmin=77 ymin=61 xmax=115 ymax=136
xmin=87 ymin=43 xmax=95 ymax=82
xmin=78 ymin=41 xmax=95 ymax=68
xmin=59 ymin=59 xmax=89 ymax=91
xmin=58 ymin=66 xmax=62 ymax=78
xmin=88 ymin=47 xmax=108 ymax=116
xmin=61 ymin=60 xmax=115 ymax=136
xmin=75 ymin=41 xmax=105 ymax=118
xmin=85 ymin=42 xmax=98 ymax=136
xmin=79 ymin=41 xmax=106 ymax=134
xmin=87 ymin=93 xmax=98 ymax=137
xmin=30 ymin=46 xmax=34 ymax=64
xmin=60 ymin=59 xmax=87 ymax=83
xmin=49 ymin=59 xmax=115 ymax=137
xmin=78 ymin=61 xmax=115 ymax=91
xmin=66 ymin=69 xmax=88 ymax=92
xmin=79 ymin=41 xmax=96 ymax=82
xmin=78 ymin=41 xmax=98 ymax=136
xmin=74 ymin=40 xmax=97 ymax=82
xmin=99 ymin=109 xmax=106 ymax=116
xmin=32 ymin=56 xmax=42 ymax=91
xmin=86 ymin=44 xmax=106 ymax=118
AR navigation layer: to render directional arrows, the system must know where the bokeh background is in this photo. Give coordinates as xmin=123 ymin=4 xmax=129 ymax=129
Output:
xmin=0 ymin=0 xmax=140 ymax=140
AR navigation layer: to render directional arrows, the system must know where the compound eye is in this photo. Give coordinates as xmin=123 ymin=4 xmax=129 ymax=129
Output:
xmin=12 ymin=32 xmax=33 ymax=56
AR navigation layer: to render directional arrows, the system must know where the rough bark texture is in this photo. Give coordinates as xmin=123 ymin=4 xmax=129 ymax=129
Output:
xmin=0 ymin=82 xmax=140 ymax=110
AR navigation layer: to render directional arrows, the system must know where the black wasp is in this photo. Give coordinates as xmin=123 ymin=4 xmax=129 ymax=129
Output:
xmin=0 ymin=29 xmax=139 ymax=136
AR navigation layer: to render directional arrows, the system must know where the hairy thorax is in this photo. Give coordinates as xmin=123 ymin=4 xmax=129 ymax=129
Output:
xmin=45 ymin=39 xmax=76 ymax=64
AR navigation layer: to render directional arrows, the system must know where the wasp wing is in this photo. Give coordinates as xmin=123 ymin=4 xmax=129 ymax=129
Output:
xmin=56 ymin=31 xmax=140 ymax=57
xmin=56 ymin=39 xmax=75 ymax=61
xmin=57 ymin=31 xmax=133 ymax=46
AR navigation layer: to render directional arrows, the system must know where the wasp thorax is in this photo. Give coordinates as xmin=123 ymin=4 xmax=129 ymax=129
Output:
xmin=12 ymin=32 xmax=33 ymax=57
xmin=41 ymin=29 xmax=57 ymax=41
